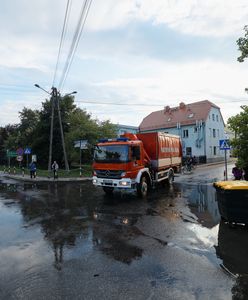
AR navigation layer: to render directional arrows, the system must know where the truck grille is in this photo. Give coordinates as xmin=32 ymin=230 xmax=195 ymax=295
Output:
xmin=95 ymin=170 xmax=124 ymax=179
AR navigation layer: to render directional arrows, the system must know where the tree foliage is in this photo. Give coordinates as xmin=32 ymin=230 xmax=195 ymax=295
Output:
xmin=0 ymin=96 xmax=117 ymax=167
xmin=227 ymin=106 xmax=248 ymax=168
xmin=65 ymin=108 xmax=117 ymax=164
xmin=237 ymin=25 xmax=248 ymax=62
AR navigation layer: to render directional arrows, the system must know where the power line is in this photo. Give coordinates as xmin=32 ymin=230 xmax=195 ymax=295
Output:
xmin=75 ymin=100 xmax=165 ymax=107
xmin=74 ymin=98 xmax=248 ymax=107
xmin=52 ymin=0 xmax=72 ymax=86
xmin=60 ymin=0 xmax=93 ymax=91
xmin=58 ymin=0 xmax=93 ymax=91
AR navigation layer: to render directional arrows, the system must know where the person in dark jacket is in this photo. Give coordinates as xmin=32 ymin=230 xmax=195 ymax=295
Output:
xmin=232 ymin=164 xmax=243 ymax=180
xmin=29 ymin=161 xmax=36 ymax=179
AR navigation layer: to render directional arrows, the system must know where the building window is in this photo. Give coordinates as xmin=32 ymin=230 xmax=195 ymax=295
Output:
xmin=213 ymin=129 xmax=216 ymax=138
xmin=212 ymin=114 xmax=215 ymax=121
xmin=194 ymin=127 xmax=198 ymax=133
xmin=186 ymin=147 xmax=192 ymax=156
xmin=213 ymin=146 xmax=216 ymax=155
xmin=209 ymin=128 xmax=211 ymax=137
xmin=183 ymin=129 xmax=189 ymax=138
xmin=216 ymin=115 xmax=219 ymax=122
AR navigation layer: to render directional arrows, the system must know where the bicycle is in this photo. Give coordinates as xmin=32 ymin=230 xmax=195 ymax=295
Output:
xmin=181 ymin=163 xmax=193 ymax=174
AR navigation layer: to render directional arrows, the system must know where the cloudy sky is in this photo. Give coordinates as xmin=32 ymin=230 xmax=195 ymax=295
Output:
xmin=1 ymin=0 xmax=248 ymax=127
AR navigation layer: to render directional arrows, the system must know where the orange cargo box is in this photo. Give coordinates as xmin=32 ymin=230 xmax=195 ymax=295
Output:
xmin=136 ymin=132 xmax=182 ymax=170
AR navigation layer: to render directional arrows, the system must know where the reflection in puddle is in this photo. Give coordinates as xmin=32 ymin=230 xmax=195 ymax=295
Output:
xmin=0 ymin=180 xmax=146 ymax=268
xmin=216 ymin=221 xmax=248 ymax=300
xmin=180 ymin=183 xmax=220 ymax=228
xmin=0 ymin=177 xmax=236 ymax=299
xmin=216 ymin=221 xmax=248 ymax=276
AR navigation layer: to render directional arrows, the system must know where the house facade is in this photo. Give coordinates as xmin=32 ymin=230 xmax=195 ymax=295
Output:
xmin=139 ymin=100 xmax=229 ymax=163
xmin=116 ymin=124 xmax=138 ymax=136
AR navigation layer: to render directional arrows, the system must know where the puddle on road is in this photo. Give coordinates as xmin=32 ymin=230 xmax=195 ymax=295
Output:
xmin=0 ymin=177 xmax=246 ymax=299
xmin=179 ymin=183 xmax=220 ymax=228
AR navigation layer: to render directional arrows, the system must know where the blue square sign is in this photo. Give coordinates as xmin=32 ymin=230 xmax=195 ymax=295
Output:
xmin=219 ymin=139 xmax=230 ymax=150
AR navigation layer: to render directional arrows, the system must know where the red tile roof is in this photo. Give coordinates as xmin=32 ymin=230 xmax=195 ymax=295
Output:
xmin=139 ymin=100 xmax=221 ymax=131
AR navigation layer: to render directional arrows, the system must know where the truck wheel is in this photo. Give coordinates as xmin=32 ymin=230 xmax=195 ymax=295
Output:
xmin=137 ymin=176 xmax=148 ymax=198
xmin=103 ymin=187 xmax=114 ymax=195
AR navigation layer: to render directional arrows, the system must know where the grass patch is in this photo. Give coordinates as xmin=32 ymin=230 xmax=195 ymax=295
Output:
xmin=0 ymin=164 xmax=92 ymax=178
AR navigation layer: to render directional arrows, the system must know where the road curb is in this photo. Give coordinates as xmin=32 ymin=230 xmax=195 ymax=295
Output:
xmin=1 ymin=173 xmax=92 ymax=183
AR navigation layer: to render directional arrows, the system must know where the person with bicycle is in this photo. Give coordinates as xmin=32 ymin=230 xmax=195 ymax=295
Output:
xmin=186 ymin=157 xmax=193 ymax=172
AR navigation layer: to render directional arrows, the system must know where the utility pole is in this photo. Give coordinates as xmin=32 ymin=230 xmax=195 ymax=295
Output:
xmin=55 ymin=88 xmax=69 ymax=171
xmin=35 ymin=84 xmax=76 ymax=173
xmin=48 ymin=89 xmax=55 ymax=172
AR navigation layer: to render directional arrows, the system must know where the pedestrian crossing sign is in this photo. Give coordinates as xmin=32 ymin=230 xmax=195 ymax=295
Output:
xmin=219 ymin=139 xmax=230 ymax=150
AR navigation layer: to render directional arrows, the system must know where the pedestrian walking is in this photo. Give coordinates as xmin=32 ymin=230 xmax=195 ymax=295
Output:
xmin=52 ymin=161 xmax=59 ymax=179
xmin=29 ymin=161 xmax=36 ymax=179
xmin=232 ymin=163 xmax=243 ymax=180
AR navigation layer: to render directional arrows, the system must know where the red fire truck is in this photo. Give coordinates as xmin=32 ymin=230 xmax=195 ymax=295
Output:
xmin=92 ymin=132 xmax=182 ymax=197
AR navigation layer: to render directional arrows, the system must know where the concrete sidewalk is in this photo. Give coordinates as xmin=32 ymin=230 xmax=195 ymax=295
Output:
xmin=0 ymin=172 xmax=91 ymax=183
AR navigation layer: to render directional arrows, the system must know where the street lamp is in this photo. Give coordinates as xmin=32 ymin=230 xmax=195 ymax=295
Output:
xmin=34 ymin=84 xmax=51 ymax=95
xmin=63 ymin=91 xmax=77 ymax=97
xmin=35 ymin=84 xmax=77 ymax=173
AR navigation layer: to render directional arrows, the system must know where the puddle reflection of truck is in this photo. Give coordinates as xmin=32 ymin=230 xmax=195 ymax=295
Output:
xmin=92 ymin=132 xmax=182 ymax=197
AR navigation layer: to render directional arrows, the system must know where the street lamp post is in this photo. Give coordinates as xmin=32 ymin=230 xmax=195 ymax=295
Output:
xmin=35 ymin=84 xmax=77 ymax=173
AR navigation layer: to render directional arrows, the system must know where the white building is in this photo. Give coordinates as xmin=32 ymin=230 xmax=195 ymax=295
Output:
xmin=116 ymin=124 xmax=138 ymax=136
xmin=139 ymin=100 xmax=229 ymax=163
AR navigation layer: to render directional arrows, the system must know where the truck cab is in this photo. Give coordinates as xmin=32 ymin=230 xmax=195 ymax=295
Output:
xmin=92 ymin=137 xmax=151 ymax=195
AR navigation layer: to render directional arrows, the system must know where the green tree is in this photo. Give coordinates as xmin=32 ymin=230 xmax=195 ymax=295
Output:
xmin=0 ymin=95 xmax=117 ymax=169
xmin=2 ymin=124 xmax=20 ymax=150
xmin=32 ymin=95 xmax=76 ymax=167
xmin=0 ymin=126 xmax=12 ymax=163
xmin=65 ymin=108 xmax=117 ymax=164
xmin=237 ymin=25 xmax=248 ymax=62
xmin=18 ymin=107 xmax=39 ymax=147
xmin=227 ymin=106 xmax=248 ymax=168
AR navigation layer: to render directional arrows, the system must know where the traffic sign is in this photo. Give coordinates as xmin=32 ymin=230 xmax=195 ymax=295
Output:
xmin=16 ymin=156 xmax=23 ymax=162
xmin=24 ymin=147 xmax=32 ymax=154
xmin=74 ymin=140 xmax=88 ymax=149
xmin=16 ymin=147 xmax=24 ymax=156
xmin=7 ymin=150 xmax=17 ymax=157
xmin=219 ymin=139 xmax=230 ymax=150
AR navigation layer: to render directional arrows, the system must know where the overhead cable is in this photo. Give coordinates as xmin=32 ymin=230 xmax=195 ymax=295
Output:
xmin=58 ymin=0 xmax=93 ymax=91
xmin=74 ymin=98 xmax=248 ymax=106
xmin=52 ymin=0 xmax=72 ymax=86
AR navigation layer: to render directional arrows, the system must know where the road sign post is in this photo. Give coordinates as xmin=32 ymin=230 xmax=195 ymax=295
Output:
xmin=24 ymin=148 xmax=32 ymax=169
xmin=74 ymin=140 xmax=88 ymax=177
xmin=219 ymin=139 xmax=230 ymax=181
xmin=7 ymin=150 xmax=17 ymax=168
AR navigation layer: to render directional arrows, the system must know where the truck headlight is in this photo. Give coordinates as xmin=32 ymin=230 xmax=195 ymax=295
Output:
xmin=93 ymin=178 xmax=97 ymax=184
xmin=119 ymin=181 xmax=130 ymax=186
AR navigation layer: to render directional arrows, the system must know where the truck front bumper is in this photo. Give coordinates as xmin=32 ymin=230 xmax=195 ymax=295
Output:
xmin=92 ymin=176 xmax=135 ymax=189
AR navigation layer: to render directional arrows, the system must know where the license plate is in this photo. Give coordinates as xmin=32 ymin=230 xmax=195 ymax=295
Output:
xmin=103 ymin=180 xmax=113 ymax=186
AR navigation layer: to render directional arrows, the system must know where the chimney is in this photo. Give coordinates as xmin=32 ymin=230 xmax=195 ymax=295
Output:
xmin=164 ymin=106 xmax=171 ymax=114
xmin=179 ymin=102 xmax=186 ymax=109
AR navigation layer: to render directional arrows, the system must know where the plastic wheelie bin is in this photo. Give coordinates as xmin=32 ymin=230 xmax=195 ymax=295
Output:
xmin=213 ymin=181 xmax=248 ymax=224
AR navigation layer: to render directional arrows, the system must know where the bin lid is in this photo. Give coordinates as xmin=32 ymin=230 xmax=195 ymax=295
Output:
xmin=213 ymin=180 xmax=248 ymax=190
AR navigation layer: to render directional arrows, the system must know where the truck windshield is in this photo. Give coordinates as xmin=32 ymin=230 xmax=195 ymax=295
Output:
xmin=94 ymin=145 xmax=129 ymax=163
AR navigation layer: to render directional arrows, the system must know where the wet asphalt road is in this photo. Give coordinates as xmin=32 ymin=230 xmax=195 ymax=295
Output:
xmin=0 ymin=163 xmax=248 ymax=300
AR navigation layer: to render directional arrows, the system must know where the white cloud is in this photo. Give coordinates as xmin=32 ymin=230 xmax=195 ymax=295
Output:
xmin=87 ymin=0 xmax=248 ymax=37
xmin=91 ymin=58 xmax=248 ymax=124
xmin=0 ymin=0 xmax=248 ymax=128
xmin=0 ymin=97 xmax=42 ymax=127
